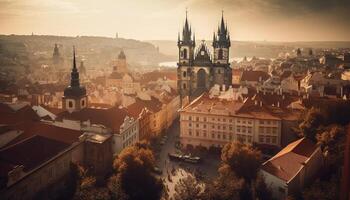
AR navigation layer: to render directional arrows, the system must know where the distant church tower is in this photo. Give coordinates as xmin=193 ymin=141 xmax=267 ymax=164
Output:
xmin=52 ymin=43 xmax=63 ymax=67
xmin=177 ymin=11 xmax=232 ymax=103
xmin=115 ymin=50 xmax=128 ymax=73
xmin=62 ymin=47 xmax=87 ymax=113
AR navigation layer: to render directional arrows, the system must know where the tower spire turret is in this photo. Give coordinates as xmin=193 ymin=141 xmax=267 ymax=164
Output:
xmin=63 ymin=46 xmax=87 ymax=112
xmin=70 ymin=46 xmax=80 ymax=87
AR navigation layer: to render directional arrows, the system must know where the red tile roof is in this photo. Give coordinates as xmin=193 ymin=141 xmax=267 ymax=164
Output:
xmin=261 ymin=138 xmax=319 ymax=182
xmin=57 ymin=107 xmax=130 ymax=134
xmin=4 ymin=121 xmax=83 ymax=147
xmin=0 ymin=103 xmax=40 ymax=125
xmin=241 ymin=70 xmax=270 ymax=82
xmin=140 ymin=70 xmax=177 ymax=84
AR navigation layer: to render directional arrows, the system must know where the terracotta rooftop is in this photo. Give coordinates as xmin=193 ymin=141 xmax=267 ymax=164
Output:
xmin=261 ymin=138 xmax=318 ymax=182
xmin=0 ymin=103 xmax=40 ymax=125
xmin=241 ymin=70 xmax=270 ymax=82
xmin=57 ymin=107 xmax=130 ymax=134
xmin=140 ymin=70 xmax=177 ymax=84
xmin=4 ymin=121 xmax=83 ymax=147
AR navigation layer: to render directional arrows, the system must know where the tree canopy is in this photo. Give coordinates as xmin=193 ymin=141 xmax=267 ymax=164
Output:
xmin=220 ymin=141 xmax=262 ymax=184
xmin=109 ymin=141 xmax=164 ymax=200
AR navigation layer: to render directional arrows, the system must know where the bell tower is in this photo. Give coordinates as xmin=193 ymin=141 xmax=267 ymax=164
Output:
xmin=213 ymin=11 xmax=230 ymax=65
xmin=177 ymin=10 xmax=195 ymax=99
xmin=62 ymin=46 xmax=87 ymax=113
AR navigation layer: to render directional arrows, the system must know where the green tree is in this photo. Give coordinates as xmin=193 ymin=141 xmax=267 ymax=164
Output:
xmin=220 ymin=141 xmax=262 ymax=184
xmin=174 ymin=175 xmax=202 ymax=200
xmin=109 ymin=141 xmax=164 ymax=200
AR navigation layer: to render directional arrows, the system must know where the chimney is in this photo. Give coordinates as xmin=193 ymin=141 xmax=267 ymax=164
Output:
xmin=277 ymin=101 xmax=280 ymax=107
xmin=260 ymin=101 xmax=263 ymax=107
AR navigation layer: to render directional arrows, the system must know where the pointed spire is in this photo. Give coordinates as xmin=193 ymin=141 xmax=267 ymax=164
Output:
xmin=73 ymin=46 xmax=77 ymax=70
xmin=182 ymin=8 xmax=192 ymax=43
xmin=70 ymin=46 xmax=80 ymax=87
xmin=220 ymin=10 xmax=226 ymax=34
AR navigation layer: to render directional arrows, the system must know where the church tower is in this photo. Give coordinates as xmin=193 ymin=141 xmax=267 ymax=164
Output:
xmin=117 ymin=50 xmax=128 ymax=73
xmin=211 ymin=12 xmax=232 ymax=88
xmin=52 ymin=43 xmax=64 ymax=67
xmin=213 ymin=11 xmax=231 ymax=65
xmin=177 ymin=10 xmax=195 ymax=98
xmin=62 ymin=47 xmax=87 ymax=113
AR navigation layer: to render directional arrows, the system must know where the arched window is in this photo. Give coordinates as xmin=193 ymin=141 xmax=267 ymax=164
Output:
xmin=183 ymin=48 xmax=188 ymax=59
xmin=183 ymin=71 xmax=187 ymax=77
xmin=183 ymin=83 xmax=187 ymax=89
xmin=218 ymin=49 xmax=223 ymax=60
xmin=68 ymin=101 xmax=73 ymax=108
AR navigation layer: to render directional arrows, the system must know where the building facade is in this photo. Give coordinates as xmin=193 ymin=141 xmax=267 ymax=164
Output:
xmin=177 ymin=13 xmax=232 ymax=102
xmin=179 ymin=92 xmax=302 ymax=149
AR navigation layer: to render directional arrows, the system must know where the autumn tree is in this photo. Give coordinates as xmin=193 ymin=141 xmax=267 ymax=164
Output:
xmin=109 ymin=141 xmax=164 ymax=200
xmin=173 ymin=175 xmax=203 ymax=200
xmin=299 ymin=107 xmax=325 ymax=141
xmin=303 ymin=175 xmax=340 ymax=200
xmin=73 ymin=164 xmax=111 ymax=200
xmin=220 ymin=141 xmax=262 ymax=184
xmin=201 ymin=169 xmax=244 ymax=200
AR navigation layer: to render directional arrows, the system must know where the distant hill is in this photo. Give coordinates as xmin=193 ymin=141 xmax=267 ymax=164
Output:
xmin=147 ymin=40 xmax=350 ymax=59
xmin=0 ymin=35 xmax=172 ymax=70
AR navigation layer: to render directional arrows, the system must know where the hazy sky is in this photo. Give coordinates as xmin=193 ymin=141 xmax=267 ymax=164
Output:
xmin=1 ymin=0 xmax=350 ymax=41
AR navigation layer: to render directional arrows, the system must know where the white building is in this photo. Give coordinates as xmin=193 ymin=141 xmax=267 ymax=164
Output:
xmin=260 ymin=138 xmax=323 ymax=200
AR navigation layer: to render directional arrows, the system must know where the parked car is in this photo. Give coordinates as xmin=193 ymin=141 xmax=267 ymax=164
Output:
xmin=168 ymin=153 xmax=183 ymax=161
xmin=183 ymin=155 xmax=201 ymax=164
xmin=153 ymin=166 xmax=163 ymax=175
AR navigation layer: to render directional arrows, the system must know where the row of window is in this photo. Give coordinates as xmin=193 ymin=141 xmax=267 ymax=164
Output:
xmin=122 ymin=126 xmax=137 ymax=141
xmin=187 ymin=130 xmax=256 ymax=144
xmin=259 ymin=120 xmax=278 ymax=125
xmin=185 ymin=131 xmax=279 ymax=145
xmin=186 ymin=115 xmax=257 ymax=125
xmin=188 ymin=130 xmax=233 ymax=141
xmin=123 ymin=134 xmax=137 ymax=148
xmin=258 ymin=127 xmax=278 ymax=135
xmin=258 ymin=135 xmax=278 ymax=144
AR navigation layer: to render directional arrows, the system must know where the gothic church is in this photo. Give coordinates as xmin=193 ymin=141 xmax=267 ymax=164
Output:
xmin=177 ymin=12 xmax=232 ymax=101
